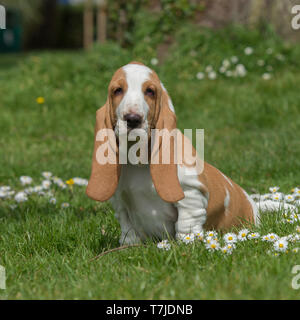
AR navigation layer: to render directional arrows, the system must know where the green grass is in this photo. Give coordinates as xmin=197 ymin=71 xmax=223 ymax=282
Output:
xmin=0 ymin=27 xmax=300 ymax=299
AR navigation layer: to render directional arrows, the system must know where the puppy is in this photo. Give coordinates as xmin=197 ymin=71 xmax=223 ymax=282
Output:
xmin=86 ymin=62 xmax=258 ymax=244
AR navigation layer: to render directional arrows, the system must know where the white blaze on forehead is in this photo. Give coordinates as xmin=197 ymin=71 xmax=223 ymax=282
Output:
xmin=160 ymin=81 xmax=175 ymax=113
xmin=117 ymin=64 xmax=152 ymax=119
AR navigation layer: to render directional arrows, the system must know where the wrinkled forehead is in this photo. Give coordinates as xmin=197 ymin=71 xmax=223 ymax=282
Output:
xmin=110 ymin=63 xmax=160 ymax=89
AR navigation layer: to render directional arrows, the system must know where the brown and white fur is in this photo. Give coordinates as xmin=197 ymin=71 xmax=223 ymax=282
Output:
xmin=86 ymin=62 xmax=259 ymax=245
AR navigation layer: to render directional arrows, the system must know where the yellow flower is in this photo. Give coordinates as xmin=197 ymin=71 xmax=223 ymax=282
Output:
xmin=36 ymin=97 xmax=45 ymax=104
xmin=66 ymin=179 xmax=75 ymax=186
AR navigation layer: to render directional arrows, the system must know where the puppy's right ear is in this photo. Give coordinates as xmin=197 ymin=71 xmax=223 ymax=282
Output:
xmin=86 ymin=103 xmax=121 ymax=201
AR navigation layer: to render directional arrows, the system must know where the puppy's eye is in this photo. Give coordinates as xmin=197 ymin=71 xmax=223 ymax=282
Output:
xmin=114 ymin=87 xmax=123 ymax=96
xmin=145 ymin=88 xmax=155 ymax=97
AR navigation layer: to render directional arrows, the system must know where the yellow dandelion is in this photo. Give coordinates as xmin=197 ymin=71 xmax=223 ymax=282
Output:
xmin=66 ymin=179 xmax=75 ymax=186
xmin=36 ymin=97 xmax=45 ymax=104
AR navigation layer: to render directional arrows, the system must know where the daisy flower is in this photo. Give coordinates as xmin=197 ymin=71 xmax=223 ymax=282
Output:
xmin=42 ymin=172 xmax=52 ymax=179
xmin=222 ymin=59 xmax=230 ymax=68
xmin=272 ymin=192 xmax=283 ymax=201
xmin=285 ymin=194 xmax=295 ymax=203
xmin=15 ymin=191 xmax=28 ymax=203
xmin=226 ymin=243 xmax=236 ymax=251
xmin=257 ymin=59 xmax=265 ymax=66
xmin=267 ymin=233 xmax=279 ymax=242
xmin=49 ymin=197 xmax=57 ymax=205
xmin=220 ymin=246 xmax=233 ymax=255
xmin=230 ymin=56 xmax=238 ymax=63
xmin=206 ymin=231 xmax=217 ymax=238
xmin=196 ymin=72 xmax=205 ymax=80
xmin=61 ymin=202 xmax=70 ymax=209
xmin=205 ymin=240 xmax=220 ymax=251
xmin=236 ymin=64 xmax=247 ymax=77
xmin=42 ymin=180 xmax=52 ymax=189
xmin=248 ymin=232 xmax=260 ymax=240
xmin=205 ymin=65 xmax=213 ymax=73
xmin=182 ymin=233 xmax=195 ymax=244
xmin=223 ymin=233 xmax=237 ymax=244
xmin=238 ymin=229 xmax=249 ymax=241
xmin=261 ymin=235 xmax=270 ymax=242
xmin=244 ymin=47 xmax=253 ymax=55
xmin=72 ymin=178 xmax=88 ymax=186
xmin=262 ymin=73 xmax=271 ymax=80
xmin=269 ymin=186 xmax=280 ymax=193
xmin=292 ymin=247 xmax=299 ymax=253
xmin=208 ymin=71 xmax=217 ymax=80
xmin=296 ymin=226 xmax=300 ymax=233
xmin=157 ymin=240 xmax=171 ymax=251
xmin=20 ymin=176 xmax=33 ymax=186
xmin=273 ymin=238 xmax=288 ymax=252
xmin=150 ymin=58 xmax=158 ymax=66
xmin=194 ymin=231 xmax=204 ymax=241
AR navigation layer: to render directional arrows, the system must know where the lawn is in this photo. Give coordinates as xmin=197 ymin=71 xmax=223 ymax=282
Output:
xmin=0 ymin=26 xmax=300 ymax=299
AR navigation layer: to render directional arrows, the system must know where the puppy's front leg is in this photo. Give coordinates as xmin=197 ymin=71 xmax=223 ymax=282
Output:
xmin=175 ymin=167 xmax=208 ymax=239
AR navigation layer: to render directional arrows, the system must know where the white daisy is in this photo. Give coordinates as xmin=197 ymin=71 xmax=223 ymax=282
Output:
xmin=235 ymin=64 xmax=247 ymax=77
xmin=296 ymin=226 xmax=300 ymax=233
xmin=220 ymin=246 xmax=233 ymax=255
xmin=222 ymin=59 xmax=230 ymax=68
xmin=150 ymin=58 xmax=158 ymax=66
xmin=42 ymin=172 xmax=52 ymax=179
xmin=15 ymin=191 xmax=28 ymax=203
xmin=219 ymin=66 xmax=227 ymax=73
xmin=223 ymin=233 xmax=237 ymax=244
xmin=267 ymin=233 xmax=279 ymax=242
xmin=244 ymin=47 xmax=253 ymax=55
xmin=205 ymin=65 xmax=213 ymax=73
xmin=20 ymin=176 xmax=33 ymax=186
xmin=257 ymin=59 xmax=265 ymax=66
xmin=196 ymin=72 xmax=205 ymax=80
xmin=205 ymin=240 xmax=220 ymax=251
xmin=208 ymin=71 xmax=217 ymax=80
xmin=182 ymin=233 xmax=195 ymax=244
xmin=230 ymin=56 xmax=238 ymax=63
xmin=272 ymin=192 xmax=283 ymax=201
xmin=72 ymin=177 xmax=88 ymax=186
xmin=292 ymin=247 xmax=299 ymax=253
xmin=248 ymin=232 xmax=260 ymax=240
xmin=194 ymin=230 xmax=204 ymax=241
xmin=42 ymin=180 xmax=52 ymax=189
xmin=61 ymin=202 xmax=70 ymax=209
xmin=157 ymin=240 xmax=171 ymax=250
xmin=237 ymin=229 xmax=249 ymax=241
xmin=262 ymin=73 xmax=271 ymax=80
xmin=269 ymin=186 xmax=280 ymax=193
xmin=285 ymin=194 xmax=295 ymax=203
xmin=49 ymin=197 xmax=57 ymax=205
xmin=206 ymin=231 xmax=217 ymax=239
xmin=273 ymin=238 xmax=288 ymax=252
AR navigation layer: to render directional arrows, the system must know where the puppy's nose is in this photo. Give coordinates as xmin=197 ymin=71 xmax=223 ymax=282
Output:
xmin=124 ymin=113 xmax=142 ymax=129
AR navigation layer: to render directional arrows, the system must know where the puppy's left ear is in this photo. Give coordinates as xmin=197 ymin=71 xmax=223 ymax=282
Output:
xmin=150 ymin=90 xmax=185 ymax=203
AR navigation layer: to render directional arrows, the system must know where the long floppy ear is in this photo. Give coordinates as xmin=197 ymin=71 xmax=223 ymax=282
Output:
xmin=150 ymin=90 xmax=185 ymax=203
xmin=86 ymin=102 xmax=121 ymax=201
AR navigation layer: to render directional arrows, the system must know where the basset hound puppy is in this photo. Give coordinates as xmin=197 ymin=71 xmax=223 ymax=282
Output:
xmin=86 ymin=62 xmax=259 ymax=244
